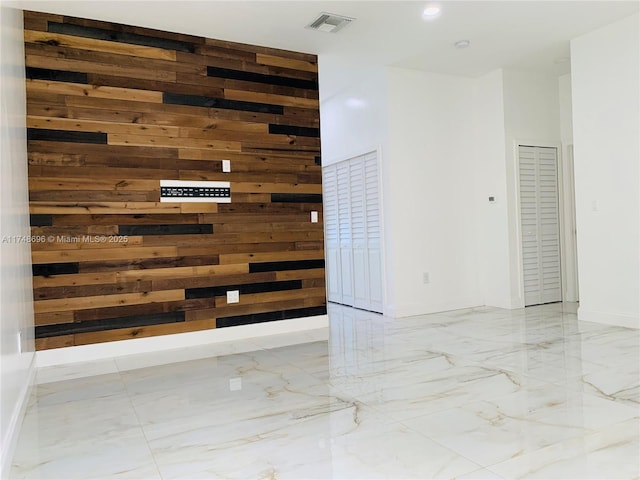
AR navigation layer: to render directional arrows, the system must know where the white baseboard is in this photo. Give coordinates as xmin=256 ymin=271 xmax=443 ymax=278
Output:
xmin=577 ymin=307 xmax=639 ymax=329
xmin=36 ymin=315 xmax=329 ymax=367
xmin=1 ymin=354 xmax=36 ymax=480
xmin=578 ymin=306 xmax=640 ymax=328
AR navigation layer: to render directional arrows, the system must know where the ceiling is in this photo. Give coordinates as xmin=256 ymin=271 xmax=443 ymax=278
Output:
xmin=11 ymin=0 xmax=640 ymax=100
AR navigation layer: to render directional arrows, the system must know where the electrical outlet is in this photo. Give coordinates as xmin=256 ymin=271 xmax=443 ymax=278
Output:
xmin=222 ymin=160 xmax=231 ymax=173
xmin=227 ymin=290 xmax=240 ymax=303
xmin=311 ymin=211 xmax=318 ymax=223
xmin=423 ymin=272 xmax=430 ymax=284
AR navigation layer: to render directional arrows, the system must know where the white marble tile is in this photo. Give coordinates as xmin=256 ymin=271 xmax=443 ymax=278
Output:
xmin=10 ymin=426 xmax=161 ymax=480
xmin=348 ymin=364 xmax=540 ymax=422
xmin=488 ymin=418 xmax=640 ymax=479
xmin=34 ymin=372 xmax=127 ymax=407
xmin=455 ymin=468 xmax=507 ymax=479
xmin=151 ymin=402 xmax=482 ymax=480
xmin=404 ymin=384 xmax=639 ymax=468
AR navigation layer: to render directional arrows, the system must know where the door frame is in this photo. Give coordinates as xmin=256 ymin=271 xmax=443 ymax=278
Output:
xmin=513 ymin=140 xmax=579 ymax=306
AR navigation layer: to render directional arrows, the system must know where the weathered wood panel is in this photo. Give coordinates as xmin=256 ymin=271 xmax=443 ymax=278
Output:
xmin=25 ymin=11 xmax=325 ymax=349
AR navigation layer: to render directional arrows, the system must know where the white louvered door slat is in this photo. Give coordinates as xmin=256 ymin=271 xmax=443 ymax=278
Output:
xmin=519 ymin=146 xmax=562 ymax=306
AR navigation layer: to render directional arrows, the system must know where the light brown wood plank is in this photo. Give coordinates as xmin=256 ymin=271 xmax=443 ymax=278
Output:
xmin=29 ymin=178 xmax=159 ymax=191
xmin=34 ymin=311 xmax=75 ymax=326
xmin=34 ymin=289 xmax=185 ymax=313
xmin=27 ymin=116 xmax=180 ymax=137
xmin=36 ymin=336 xmax=74 ymax=350
xmin=116 ymin=263 xmax=248 ymax=281
xmin=275 ymin=268 xmax=326 ymax=281
xmin=231 ymin=183 xmax=322 ymax=194
xmin=25 ymin=55 xmax=177 ymax=82
xmin=24 ymin=30 xmax=178 ymax=61
xmin=219 ymin=249 xmax=324 ymax=265
xmin=26 ymin=79 xmax=163 ymax=103
xmin=30 ymin=202 xmax=182 ymax=215
xmin=255 ymin=53 xmax=318 ymax=73
xmin=33 ymin=272 xmax=118 ymax=288
xmin=108 ymin=133 xmax=241 ymax=151
xmin=180 ymin=203 xmax=219 ymax=214
xmin=32 ymin=246 xmax=178 ymax=264
xmin=30 ymin=236 xmax=143 ymax=251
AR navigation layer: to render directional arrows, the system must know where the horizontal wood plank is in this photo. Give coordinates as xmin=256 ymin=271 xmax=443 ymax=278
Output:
xmin=32 ymin=245 xmax=178 ymax=264
xmin=24 ymin=30 xmax=178 ymax=61
xmin=256 ymin=53 xmax=318 ymax=73
xmin=34 ymin=289 xmax=185 ymax=313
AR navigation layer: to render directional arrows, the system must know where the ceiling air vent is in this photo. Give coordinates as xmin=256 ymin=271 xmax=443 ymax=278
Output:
xmin=306 ymin=12 xmax=355 ymax=33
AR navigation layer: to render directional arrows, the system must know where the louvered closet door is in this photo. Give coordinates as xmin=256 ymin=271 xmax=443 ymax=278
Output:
xmin=336 ymin=161 xmax=354 ymax=306
xmin=323 ymin=152 xmax=383 ymax=313
xmin=350 ymin=156 xmax=368 ymax=309
xmin=323 ymin=165 xmax=342 ymax=303
xmin=519 ymin=146 xmax=562 ymax=306
xmin=364 ymin=152 xmax=383 ymax=312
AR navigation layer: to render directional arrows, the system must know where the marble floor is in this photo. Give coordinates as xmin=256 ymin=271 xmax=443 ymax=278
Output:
xmin=10 ymin=303 xmax=640 ymax=479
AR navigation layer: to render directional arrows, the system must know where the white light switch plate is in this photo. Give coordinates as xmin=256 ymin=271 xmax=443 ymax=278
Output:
xmin=227 ymin=290 xmax=239 ymax=303
xmin=222 ymin=160 xmax=231 ymax=173
xmin=311 ymin=211 xmax=318 ymax=223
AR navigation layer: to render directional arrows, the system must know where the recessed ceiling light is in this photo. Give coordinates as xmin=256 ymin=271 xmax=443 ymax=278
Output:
xmin=422 ymin=5 xmax=441 ymax=19
xmin=454 ymin=39 xmax=471 ymax=49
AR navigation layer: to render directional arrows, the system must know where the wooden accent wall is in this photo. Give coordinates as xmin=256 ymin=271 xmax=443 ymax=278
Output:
xmin=24 ymin=11 xmax=325 ymax=350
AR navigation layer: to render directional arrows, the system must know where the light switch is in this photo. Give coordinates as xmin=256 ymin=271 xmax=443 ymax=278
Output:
xmin=222 ymin=160 xmax=231 ymax=173
xmin=311 ymin=211 xmax=319 ymax=223
xmin=227 ymin=290 xmax=239 ymax=303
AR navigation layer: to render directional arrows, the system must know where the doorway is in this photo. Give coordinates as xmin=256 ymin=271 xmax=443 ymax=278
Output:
xmin=518 ymin=145 xmax=562 ymax=306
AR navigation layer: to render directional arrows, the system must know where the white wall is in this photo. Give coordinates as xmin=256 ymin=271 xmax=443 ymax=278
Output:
xmin=319 ymin=66 xmax=388 ymax=166
xmin=558 ymin=74 xmax=573 ymax=146
xmin=571 ymin=13 xmax=639 ymax=328
xmin=471 ymin=69 xmax=563 ymax=310
xmin=384 ymin=67 xmax=481 ymax=317
xmin=320 ymin=67 xmax=483 ymax=317
xmin=472 ymin=69 xmax=510 ymax=308
xmin=558 ymin=73 xmax=580 ymax=303
xmin=502 ymin=70 xmax=562 ymax=308
xmin=0 ymin=6 xmax=36 ymax=476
